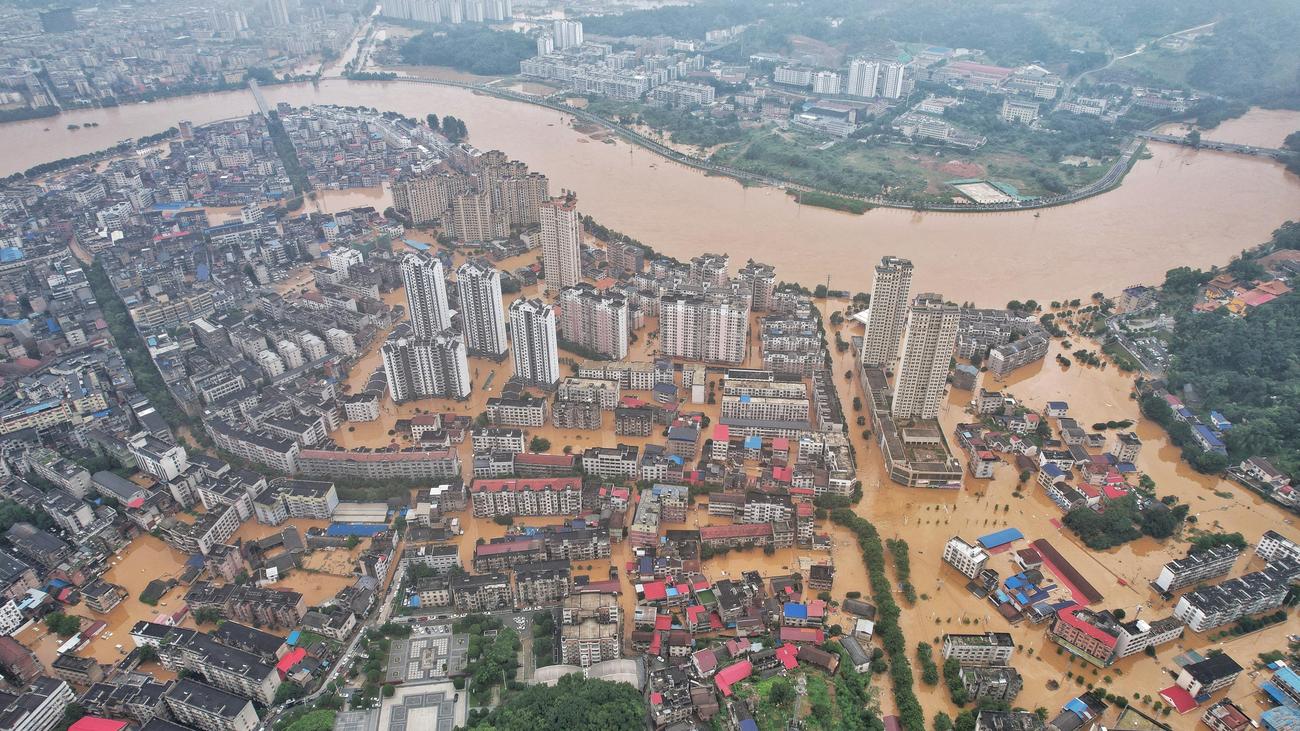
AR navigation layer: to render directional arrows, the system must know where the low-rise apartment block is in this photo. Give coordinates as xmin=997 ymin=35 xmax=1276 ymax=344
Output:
xmin=941 ymin=633 xmax=1016 ymax=666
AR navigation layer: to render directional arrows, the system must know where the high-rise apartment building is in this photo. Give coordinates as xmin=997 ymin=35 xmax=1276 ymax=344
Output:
xmin=381 ymin=328 xmax=472 ymax=402
xmin=391 ymin=173 xmax=467 ymax=224
xmin=846 ymin=58 xmax=880 ymax=98
xmin=557 ymin=284 xmax=629 ymax=360
xmin=737 ymin=259 xmax=776 ymax=311
xmin=659 ymin=292 xmax=750 ymax=364
xmin=552 ymin=19 xmax=584 ymax=49
xmin=451 ymin=191 xmax=508 ymax=243
xmin=401 ymin=252 xmax=452 ymax=337
xmin=861 ymin=256 xmax=913 ymax=368
xmin=500 ymin=172 xmax=549 ymax=227
xmin=891 ymin=293 xmax=960 ymax=420
xmin=540 ymin=195 xmax=583 ymax=292
xmin=509 ymin=298 xmax=560 ymax=388
xmin=879 ymin=61 xmax=906 ymax=99
xmin=457 ymin=261 xmax=508 ymax=358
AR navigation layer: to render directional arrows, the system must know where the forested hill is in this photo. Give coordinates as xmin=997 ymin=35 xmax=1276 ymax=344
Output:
xmin=1159 ymin=234 xmax=1300 ymax=476
xmin=580 ymin=0 xmax=1300 ymax=107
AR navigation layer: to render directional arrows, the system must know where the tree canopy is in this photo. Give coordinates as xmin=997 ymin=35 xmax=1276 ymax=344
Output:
xmin=400 ymin=26 xmax=534 ymax=75
xmin=466 ymin=674 xmax=646 ymax=730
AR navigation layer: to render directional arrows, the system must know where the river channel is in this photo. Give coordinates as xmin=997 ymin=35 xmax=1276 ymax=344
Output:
xmin=3 ymin=80 xmax=1299 ymax=303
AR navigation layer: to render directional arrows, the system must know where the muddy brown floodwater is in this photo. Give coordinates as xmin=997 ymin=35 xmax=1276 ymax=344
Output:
xmin=4 ymin=87 xmax=1300 ymax=304
xmin=811 ymin=298 xmax=1300 ymax=729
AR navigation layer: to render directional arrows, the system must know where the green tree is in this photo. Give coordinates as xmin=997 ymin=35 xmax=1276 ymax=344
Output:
xmin=465 ymin=674 xmax=646 ymax=730
xmin=529 ymin=436 xmax=551 ymax=452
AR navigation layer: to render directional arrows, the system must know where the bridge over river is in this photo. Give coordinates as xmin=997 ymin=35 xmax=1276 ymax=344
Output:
xmin=1136 ymin=132 xmax=1289 ymax=159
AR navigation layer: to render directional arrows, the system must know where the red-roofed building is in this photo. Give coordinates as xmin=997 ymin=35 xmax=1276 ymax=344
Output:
xmin=69 ymin=719 xmax=130 ymax=731
xmin=775 ymin=643 xmax=799 ymax=670
xmin=779 ymin=627 xmax=824 ymax=644
xmin=692 ymin=647 xmax=718 ymax=676
xmin=715 ymin=660 xmax=753 ymax=696
xmin=276 ymin=647 xmax=307 ymax=678
xmin=1160 ymin=684 xmax=1199 ymax=714
xmin=1049 ymin=606 xmax=1118 ymax=666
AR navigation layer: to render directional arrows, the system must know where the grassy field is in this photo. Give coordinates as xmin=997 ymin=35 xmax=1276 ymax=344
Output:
xmin=714 ymin=131 xmax=1117 ymax=201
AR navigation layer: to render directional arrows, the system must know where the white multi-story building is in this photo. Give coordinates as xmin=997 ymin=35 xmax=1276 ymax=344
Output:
xmin=325 ymin=328 xmax=356 ymax=355
xmin=552 ymin=18 xmax=583 ymax=49
xmin=879 ymin=61 xmax=906 ymax=99
xmin=401 ymin=252 xmax=452 ymax=337
xmin=255 ymin=350 xmax=284 ymax=379
xmin=861 ymin=256 xmax=913 ymax=368
xmin=557 ymin=283 xmax=629 ymax=360
xmin=129 ymin=434 xmax=189 ymax=481
xmin=1173 ymin=558 xmax=1300 ymax=632
xmin=2 ymin=677 xmax=75 ymax=731
xmin=298 ymin=332 xmax=326 ymax=361
xmin=392 ymin=173 xmax=467 ymax=224
xmin=1153 ymin=545 xmax=1242 ymax=594
xmin=846 ymin=58 xmax=880 ymax=98
xmin=381 ymin=329 xmax=472 ymax=402
xmin=275 ymin=340 xmax=304 ymax=370
xmin=812 ymin=71 xmax=841 ymax=95
xmin=943 ymin=536 xmax=990 ymax=579
xmin=457 ymin=260 xmax=508 ymax=358
xmin=659 ymin=292 xmax=750 ymax=364
xmin=942 ymin=633 xmax=1016 ymax=666
xmin=509 ymin=298 xmax=560 ymax=387
xmin=774 ymin=66 xmax=813 ymax=87
xmin=540 ymin=195 xmax=582 ymax=292
xmin=1257 ymin=530 xmax=1300 ymax=562
xmin=892 ymin=293 xmax=960 ymax=420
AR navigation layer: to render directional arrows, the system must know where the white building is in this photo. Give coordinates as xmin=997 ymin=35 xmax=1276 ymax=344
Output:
xmin=659 ymin=292 xmax=750 ymax=364
xmin=401 ymin=251 xmax=453 ymax=337
xmin=812 ymin=71 xmax=841 ymax=95
xmin=509 ymin=298 xmax=560 ymax=388
xmin=457 ymin=260 xmax=509 ymax=358
xmin=942 ymin=536 xmax=990 ymax=579
xmin=861 ymin=256 xmax=913 ymax=368
xmin=540 ymin=195 xmax=583 ymax=292
xmin=879 ymin=61 xmax=906 ymax=99
xmin=557 ymin=283 xmax=629 ymax=360
xmin=846 ymin=58 xmax=880 ymax=98
xmin=129 ymin=433 xmax=189 ymax=481
xmin=381 ymin=329 xmax=472 ymax=402
xmin=553 ymin=19 xmax=583 ymax=49
xmin=891 ymin=293 xmax=960 ymax=420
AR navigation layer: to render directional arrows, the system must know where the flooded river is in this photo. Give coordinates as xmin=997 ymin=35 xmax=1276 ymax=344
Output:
xmin=4 ymin=83 xmax=1300 ymax=304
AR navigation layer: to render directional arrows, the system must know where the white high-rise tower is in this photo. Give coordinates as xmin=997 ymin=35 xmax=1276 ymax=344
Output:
xmin=891 ymin=293 xmax=960 ymax=420
xmin=861 ymin=256 xmax=913 ymax=368
xmin=509 ymin=298 xmax=560 ymax=388
xmin=401 ymin=252 xmax=452 ymax=338
xmin=457 ymin=260 xmax=508 ymax=358
xmin=540 ymin=194 xmax=583 ymax=293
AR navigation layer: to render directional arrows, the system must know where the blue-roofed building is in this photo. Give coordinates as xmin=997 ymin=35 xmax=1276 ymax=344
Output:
xmin=744 ymin=435 xmax=762 ymax=450
xmin=1038 ymin=463 xmax=1066 ymax=489
xmin=1046 ymin=402 xmax=1069 ymax=417
xmin=977 ymin=528 xmax=1024 ymax=549
xmin=1261 ymin=706 xmax=1300 ymax=731
xmin=1210 ymin=411 xmax=1233 ymax=430
xmin=1192 ymin=424 xmax=1227 ymax=455
xmin=1272 ymin=665 xmax=1300 ymax=706
xmin=1175 ymin=407 xmax=1194 ymax=422
xmin=287 ymin=630 xmax=301 ymax=645
xmin=783 ymin=603 xmax=809 ymax=620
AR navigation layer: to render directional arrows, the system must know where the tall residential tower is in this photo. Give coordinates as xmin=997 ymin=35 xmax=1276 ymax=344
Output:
xmin=891 ymin=293 xmax=960 ymax=420
xmin=509 ymin=298 xmax=560 ymax=388
xmin=540 ymin=195 xmax=583 ymax=293
xmin=401 ymin=252 xmax=452 ymax=337
xmin=861 ymin=256 xmax=913 ymax=368
xmin=457 ymin=261 xmax=508 ymax=358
